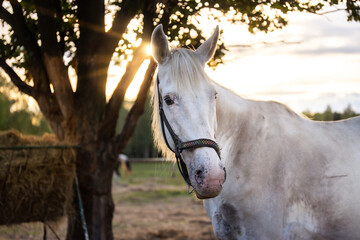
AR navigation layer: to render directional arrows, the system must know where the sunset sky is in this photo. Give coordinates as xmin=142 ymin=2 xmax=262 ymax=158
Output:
xmin=118 ymin=8 xmax=360 ymax=114
xmin=2 ymin=2 xmax=358 ymax=115
xmin=207 ymin=10 xmax=360 ymax=113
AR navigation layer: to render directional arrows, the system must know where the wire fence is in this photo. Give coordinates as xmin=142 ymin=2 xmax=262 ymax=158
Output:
xmin=0 ymin=145 xmax=169 ymax=239
xmin=0 ymin=145 xmax=80 ymax=150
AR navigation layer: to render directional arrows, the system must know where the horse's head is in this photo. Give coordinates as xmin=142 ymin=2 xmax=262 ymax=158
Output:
xmin=151 ymin=25 xmax=226 ymax=199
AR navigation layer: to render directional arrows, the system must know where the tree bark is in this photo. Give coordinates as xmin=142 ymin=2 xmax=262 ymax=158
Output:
xmin=66 ymin=144 xmax=117 ymax=240
xmin=67 ymin=180 xmax=115 ymax=240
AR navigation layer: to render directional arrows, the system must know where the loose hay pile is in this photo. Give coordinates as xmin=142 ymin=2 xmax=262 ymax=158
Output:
xmin=0 ymin=130 xmax=76 ymax=225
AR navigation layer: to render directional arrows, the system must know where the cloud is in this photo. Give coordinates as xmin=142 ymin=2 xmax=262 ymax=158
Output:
xmin=293 ymin=45 xmax=360 ymax=55
xmin=254 ymin=90 xmax=306 ymax=96
xmin=223 ymin=10 xmax=360 ymax=57
xmin=214 ymin=8 xmax=360 ymax=114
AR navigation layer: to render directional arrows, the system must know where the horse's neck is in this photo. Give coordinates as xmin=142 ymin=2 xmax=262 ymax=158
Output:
xmin=214 ymin=85 xmax=254 ymax=148
xmin=215 ymin=85 xmax=248 ymax=127
xmin=214 ymin=83 xmax=302 ymax=164
xmin=214 ymin=85 xmax=272 ymax=159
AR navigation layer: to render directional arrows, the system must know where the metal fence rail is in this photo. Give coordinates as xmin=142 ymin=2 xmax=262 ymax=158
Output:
xmin=0 ymin=145 xmax=80 ymax=150
xmin=128 ymin=157 xmax=167 ymax=163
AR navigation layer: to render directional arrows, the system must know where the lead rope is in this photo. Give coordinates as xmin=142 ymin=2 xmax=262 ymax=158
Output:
xmin=74 ymin=175 xmax=90 ymax=240
xmin=176 ymin=155 xmax=194 ymax=193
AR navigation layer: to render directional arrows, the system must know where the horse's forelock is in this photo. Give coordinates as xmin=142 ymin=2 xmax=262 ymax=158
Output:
xmin=170 ymin=48 xmax=211 ymax=95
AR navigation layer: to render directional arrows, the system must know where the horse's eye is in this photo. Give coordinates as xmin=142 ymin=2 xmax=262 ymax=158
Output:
xmin=164 ymin=96 xmax=174 ymax=105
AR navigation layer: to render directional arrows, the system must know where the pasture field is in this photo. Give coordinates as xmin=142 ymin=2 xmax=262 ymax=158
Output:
xmin=0 ymin=161 xmax=216 ymax=240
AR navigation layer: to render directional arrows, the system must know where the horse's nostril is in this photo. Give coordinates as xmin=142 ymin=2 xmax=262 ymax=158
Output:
xmin=195 ymin=169 xmax=204 ymax=184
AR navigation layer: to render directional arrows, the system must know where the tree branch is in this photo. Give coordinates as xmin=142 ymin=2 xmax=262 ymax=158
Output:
xmin=2 ymin=1 xmax=66 ymax=139
xmin=35 ymin=0 xmax=62 ymax=55
xmin=108 ymin=4 xmax=136 ymax=39
xmin=98 ymin=0 xmax=140 ymax=58
xmin=99 ymin=43 xmax=148 ymax=141
xmin=35 ymin=0 xmax=75 ymax=119
xmin=77 ymin=0 xmax=105 ymax=55
xmin=6 ymin=0 xmax=53 ymax=96
xmin=110 ymin=59 xmax=157 ymax=157
xmin=99 ymin=0 xmax=155 ymax=141
xmin=1 ymin=2 xmax=42 ymax=66
xmin=316 ymin=8 xmax=347 ymax=15
xmin=75 ymin=0 xmax=109 ymax=120
xmin=0 ymin=57 xmax=33 ymax=96
xmin=0 ymin=5 xmax=15 ymax=27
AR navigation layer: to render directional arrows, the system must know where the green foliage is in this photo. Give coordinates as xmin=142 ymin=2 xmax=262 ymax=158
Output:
xmin=0 ymin=75 xmax=51 ymax=135
xmin=2 ymin=0 xmax=359 ymax=77
xmin=0 ymin=95 xmax=52 ymax=135
xmin=1 ymin=0 xmax=359 ymax=134
xmin=116 ymin=95 xmax=157 ymax=158
xmin=303 ymin=104 xmax=359 ymax=121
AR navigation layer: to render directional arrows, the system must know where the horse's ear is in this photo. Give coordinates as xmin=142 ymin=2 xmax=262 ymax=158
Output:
xmin=195 ymin=26 xmax=219 ymax=65
xmin=151 ymin=24 xmax=170 ymax=64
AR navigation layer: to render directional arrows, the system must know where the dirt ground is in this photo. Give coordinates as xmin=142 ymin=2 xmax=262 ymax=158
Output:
xmin=112 ymin=182 xmax=217 ymax=240
xmin=0 ymin=180 xmax=217 ymax=240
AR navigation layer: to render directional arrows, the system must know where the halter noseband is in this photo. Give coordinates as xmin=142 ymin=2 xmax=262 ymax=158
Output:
xmin=157 ymin=76 xmax=221 ymax=188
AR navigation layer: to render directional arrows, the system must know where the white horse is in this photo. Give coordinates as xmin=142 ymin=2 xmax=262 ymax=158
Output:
xmin=151 ymin=24 xmax=360 ymax=240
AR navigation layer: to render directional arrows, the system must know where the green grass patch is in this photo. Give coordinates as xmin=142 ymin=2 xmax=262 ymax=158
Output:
xmin=113 ymin=162 xmax=194 ymax=203
xmin=115 ymin=188 xmax=188 ymax=203
xmin=113 ymin=161 xmax=191 ymax=203
xmin=117 ymin=161 xmax=186 ymax=186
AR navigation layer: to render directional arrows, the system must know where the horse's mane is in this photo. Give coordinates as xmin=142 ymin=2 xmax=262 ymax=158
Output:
xmin=152 ymin=48 xmax=212 ymax=160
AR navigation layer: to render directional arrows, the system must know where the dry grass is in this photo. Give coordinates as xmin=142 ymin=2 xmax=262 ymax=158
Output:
xmin=0 ymin=149 xmax=216 ymax=239
xmin=0 ymin=130 xmax=76 ymax=225
xmin=112 ymin=181 xmax=216 ymax=240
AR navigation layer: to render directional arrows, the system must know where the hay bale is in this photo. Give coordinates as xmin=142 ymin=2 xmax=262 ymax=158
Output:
xmin=0 ymin=130 xmax=76 ymax=225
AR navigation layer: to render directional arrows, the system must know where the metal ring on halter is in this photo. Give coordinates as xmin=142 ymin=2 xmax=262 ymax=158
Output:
xmin=157 ymin=76 xmax=221 ymax=189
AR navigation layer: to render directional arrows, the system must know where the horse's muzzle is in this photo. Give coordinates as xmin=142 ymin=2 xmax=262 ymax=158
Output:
xmin=192 ymin=166 xmax=226 ymax=199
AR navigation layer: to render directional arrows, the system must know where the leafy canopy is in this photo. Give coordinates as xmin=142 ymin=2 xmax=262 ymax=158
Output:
xmin=1 ymin=0 xmax=359 ymax=79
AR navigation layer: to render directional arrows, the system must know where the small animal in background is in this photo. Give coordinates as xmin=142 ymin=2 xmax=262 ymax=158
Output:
xmin=114 ymin=153 xmax=132 ymax=178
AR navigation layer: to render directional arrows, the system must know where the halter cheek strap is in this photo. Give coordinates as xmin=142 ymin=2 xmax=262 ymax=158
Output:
xmin=157 ymin=76 xmax=221 ymax=188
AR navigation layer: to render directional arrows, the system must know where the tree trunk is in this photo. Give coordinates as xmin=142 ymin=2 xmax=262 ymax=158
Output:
xmin=0 ymin=1 xmax=156 ymax=240
xmin=66 ymin=189 xmax=114 ymax=240
xmin=66 ymin=144 xmax=116 ymax=240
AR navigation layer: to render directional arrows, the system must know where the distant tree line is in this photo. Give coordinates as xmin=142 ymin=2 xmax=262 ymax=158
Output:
xmin=0 ymin=75 xmax=51 ymax=135
xmin=116 ymin=96 xmax=157 ymax=158
xmin=303 ymin=104 xmax=359 ymax=121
